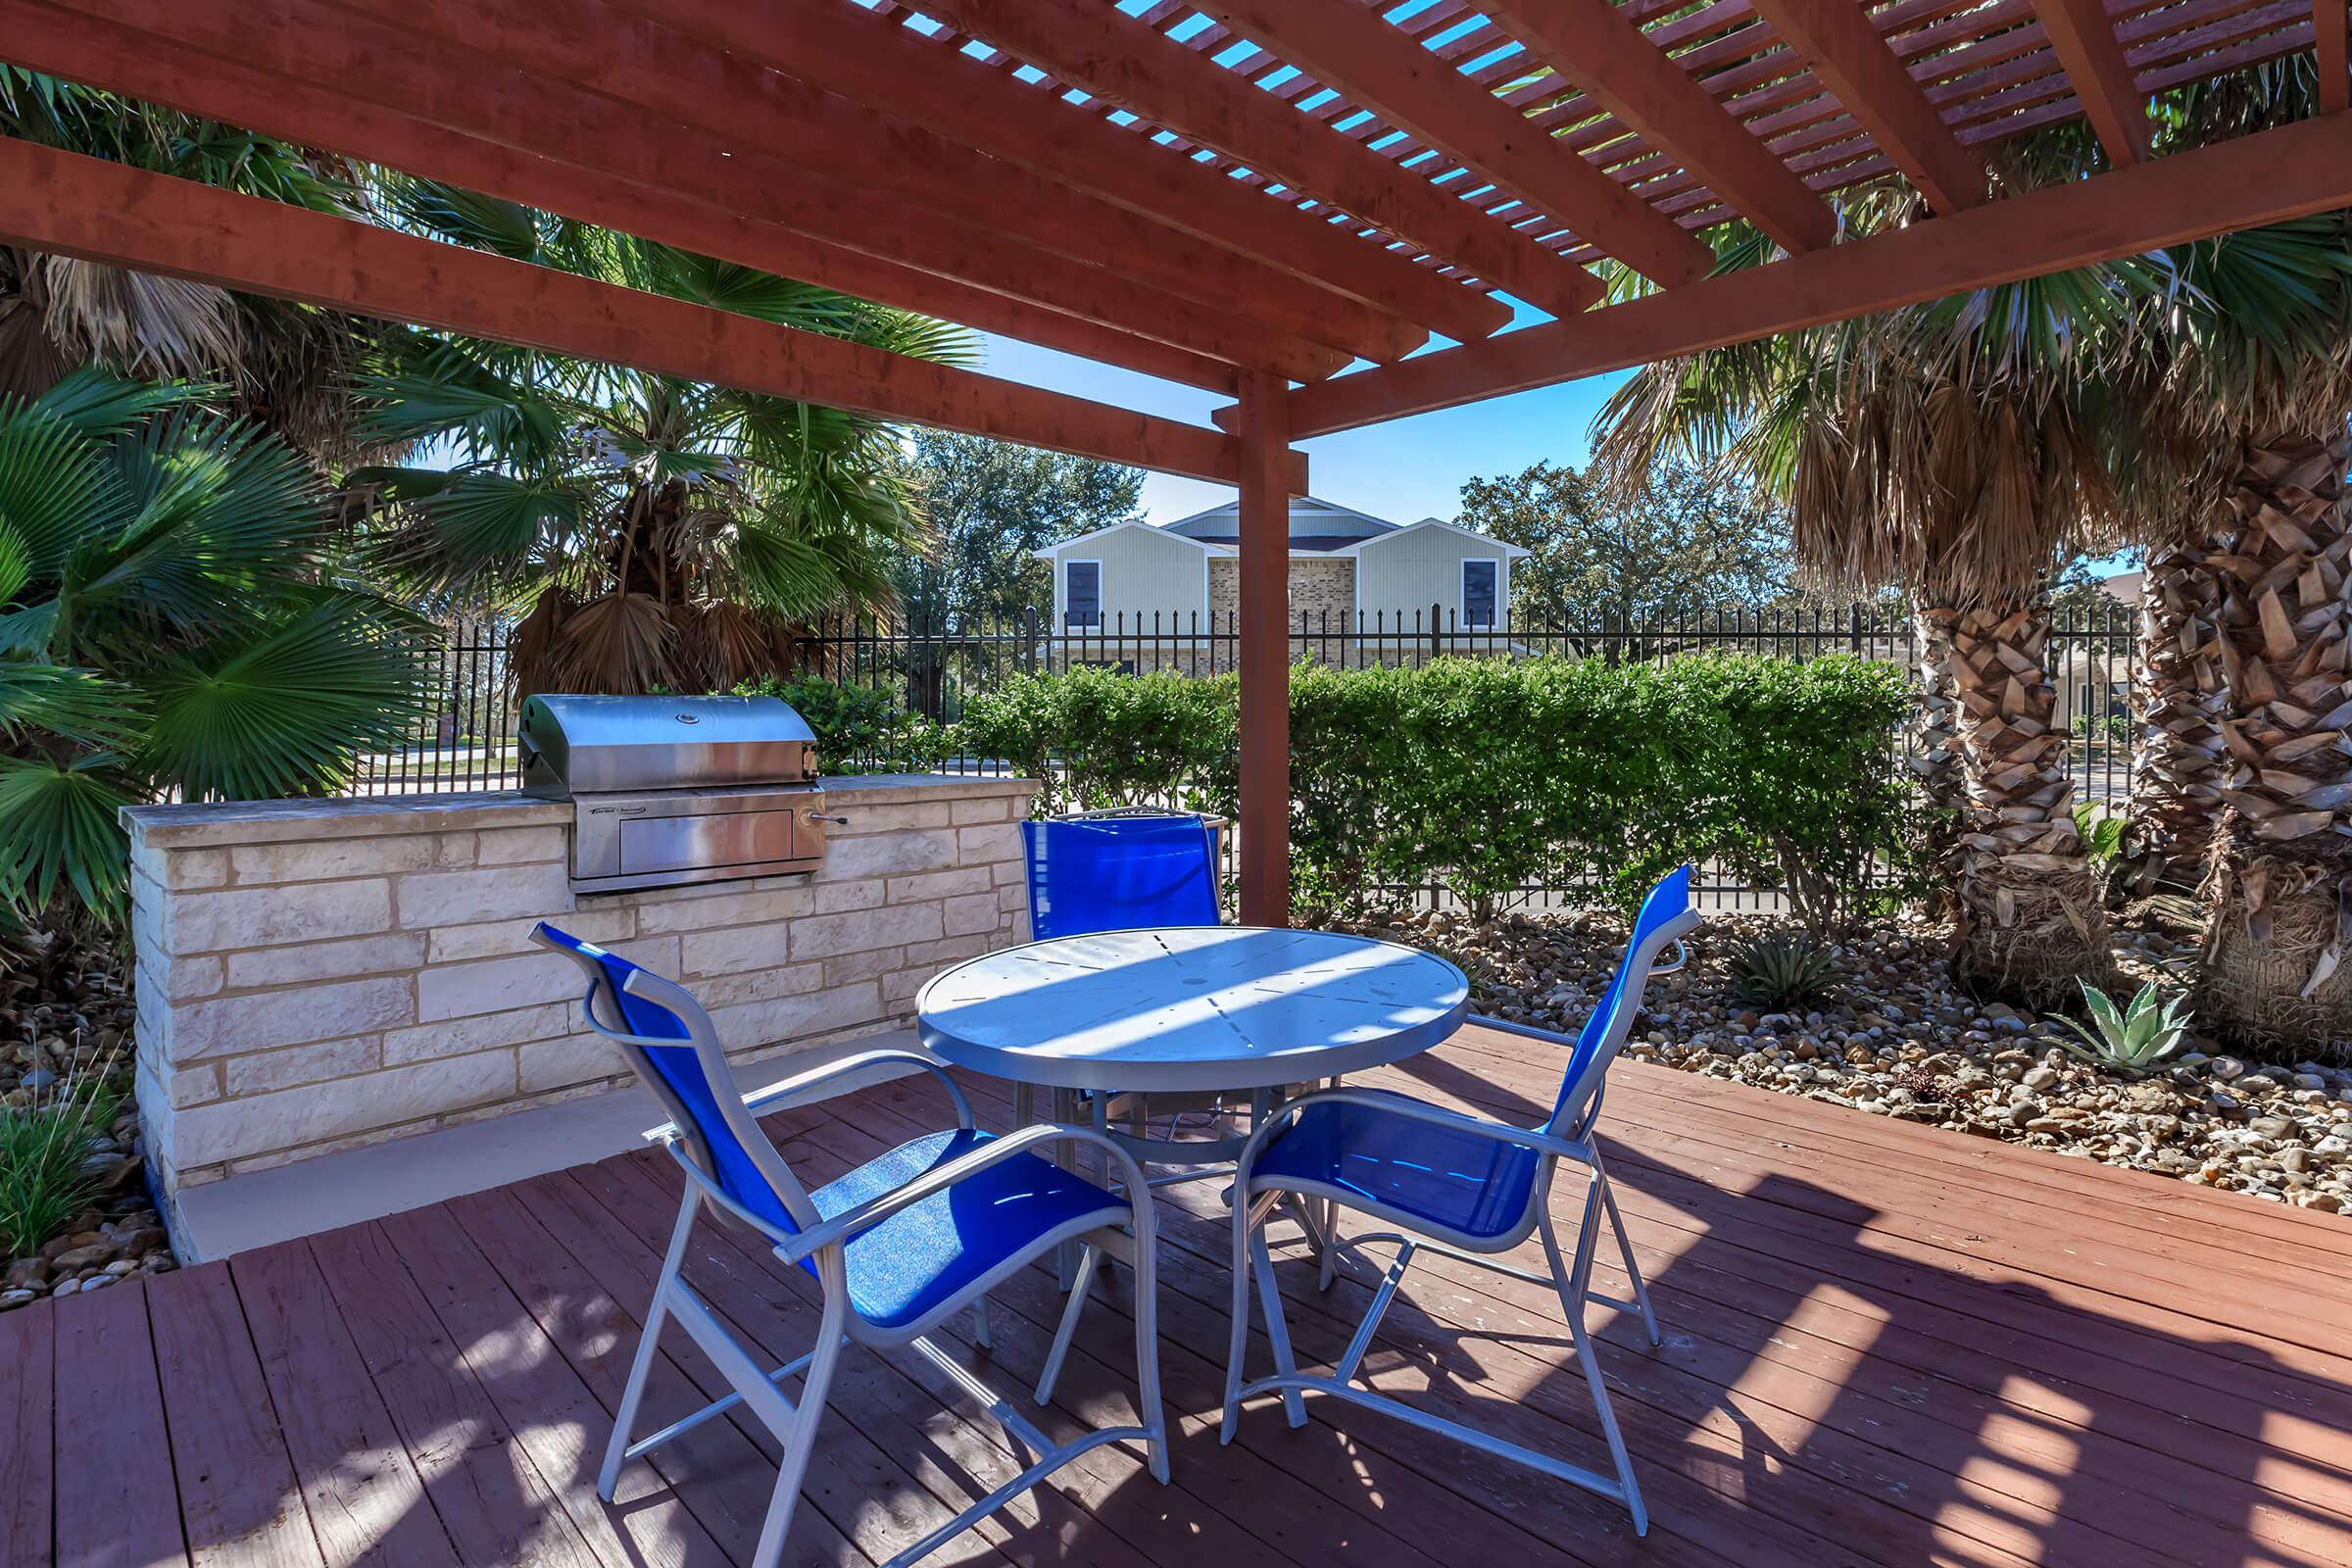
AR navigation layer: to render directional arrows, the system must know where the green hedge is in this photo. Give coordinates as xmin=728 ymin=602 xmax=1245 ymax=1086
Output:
xmin=744 ymin=673 xmax=949 ymax=775
xmin=954 ymin=656 xmax=1918 ymax=929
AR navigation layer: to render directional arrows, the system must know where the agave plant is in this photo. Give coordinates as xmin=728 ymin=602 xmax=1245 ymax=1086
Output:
xmin=1724 ymin=929 xmax=1844 ymax=1010
xmin=2052 ymin=980 xmax=2195 ymax=1076
xmin=0 ymin=369 xmax=430 ymax=926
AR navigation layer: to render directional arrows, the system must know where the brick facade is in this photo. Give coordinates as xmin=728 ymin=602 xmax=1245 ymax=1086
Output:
xmin=124 ymin=775 xmax=1037 ymax=1209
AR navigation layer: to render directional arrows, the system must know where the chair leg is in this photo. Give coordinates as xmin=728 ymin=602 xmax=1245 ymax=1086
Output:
xmin=1541 ymin=1184 xmax=1648 ymax=1537
xmin=600 ymin=1185 xmax=698 ymax=1501
xmin=1248 ymin=1217 xmax=1306 ymax=1429
xmin=973 ymin=1295 xmax=995 ymax=1351
xmin=1035 ymin=1244 xmax=1101 ymax=1407
xmin=1129 ymin=1214 xmax=1171 ymax=1484
xmin=1220 ymin=1190 xmax=1254 ymax=1446
xmin=751 ymin=1290 xmax=849 ymax=1568
xmin=1590 ymin=1151 xmax=1660 ymax=1347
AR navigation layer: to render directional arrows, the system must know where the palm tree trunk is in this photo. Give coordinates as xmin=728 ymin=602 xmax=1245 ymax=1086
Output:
xmin=2123 ymin=546 xmax=2230 ymax=889
xmin=1946 ymin=592 xmax=2115 ymax=1005
xmin=2198 ymin=429 xmax=2352 ymax=1059
xmin=1911 ymin=599 xmax=1963 ymax=916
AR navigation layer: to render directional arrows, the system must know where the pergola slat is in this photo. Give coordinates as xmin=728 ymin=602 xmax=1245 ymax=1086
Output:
xmin=1265 ymin=106 xmax=2352 ymax=435
xmin=597 ymin=0 xmax=1515 ymax=347
xmin=2323 ymin=0 xmax=2352 ymax=110
xmin=298 ymin=0 xmax=1428 ymax=367
xmin=912 ymin=0 xmax=1607 ymax=318
xmin=0 ymin=137 xmax=1303 ymax=488
xmin=1740 ymin=0 xmax=1992 ymax=213
xmin=33 ymin=0 xmax=1350 ymax=381
xmin=1481 ymin=0 xmax=1840 ymax=253
xmin=1191 ymin=0 xmax=1721 ymax=288
xmin=0 ymin=3 xmax=1241 ymax=393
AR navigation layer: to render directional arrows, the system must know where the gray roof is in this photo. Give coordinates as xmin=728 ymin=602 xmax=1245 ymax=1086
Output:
xmin=1161 ymin=495 xmax=1401 ymax=551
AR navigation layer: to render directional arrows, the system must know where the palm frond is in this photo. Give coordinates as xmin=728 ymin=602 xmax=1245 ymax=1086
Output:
xmin=0 ymin=752 xmax=135 ymax=923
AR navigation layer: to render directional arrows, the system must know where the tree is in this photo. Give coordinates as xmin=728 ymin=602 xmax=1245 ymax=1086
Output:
xmin=0 ymin=370 xmax=429 ymax=928
xmin=0 ymin=69 xmax=379 ymax=466
xmin=1591 ymin=188 xmax=2153 ymax=1005
xmin=889 ymin=431 xmax=1143 ymax=718
xmin=895 ymin=430 xmax=1145 ymax=631
xmin=1456 ymin=456 xmax=1791 ymax=630
xmin=344 ymin=178 xmax=976 ymax=697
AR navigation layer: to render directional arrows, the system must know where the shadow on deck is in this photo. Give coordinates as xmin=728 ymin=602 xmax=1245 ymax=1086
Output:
xmin=5 ymin=1022 xmax=2349 ymax=1568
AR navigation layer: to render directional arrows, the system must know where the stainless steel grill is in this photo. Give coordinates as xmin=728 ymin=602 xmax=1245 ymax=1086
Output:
xmin=518 ymin=694 xmax=834 ymax=895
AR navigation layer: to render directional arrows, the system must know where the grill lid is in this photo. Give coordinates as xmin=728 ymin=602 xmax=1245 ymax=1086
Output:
xmin=519 ymin=694 xmax=817 ymax=796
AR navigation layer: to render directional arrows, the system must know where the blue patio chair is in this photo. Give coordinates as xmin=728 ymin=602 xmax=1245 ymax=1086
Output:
xmin=1021 ymin=810 xmax=1220 ymax=939
xmin=1218 ymin=866 xmax=1701 ymax=1536
xmin=532 ymin=922 xmax=1168 ymax=1568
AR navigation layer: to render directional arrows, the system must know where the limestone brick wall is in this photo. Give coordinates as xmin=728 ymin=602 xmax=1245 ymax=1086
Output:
xmin=123 ymin=774 xmax=1036 ymax=1202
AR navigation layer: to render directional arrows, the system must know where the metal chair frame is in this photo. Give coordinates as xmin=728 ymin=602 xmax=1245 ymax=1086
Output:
xmin=536 ymin=927 xmax=1167 ymax=1568
xmin=1219 ymin=901 xmax=1698 ymax=1538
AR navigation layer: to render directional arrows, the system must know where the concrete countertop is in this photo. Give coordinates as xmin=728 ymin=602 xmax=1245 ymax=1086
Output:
xmin=122 ymin=771 xmax=1040 ymax=849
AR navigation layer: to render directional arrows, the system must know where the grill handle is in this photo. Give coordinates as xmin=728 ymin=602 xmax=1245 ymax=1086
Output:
xmin=805 ymin=810 xmax=850 ymax=825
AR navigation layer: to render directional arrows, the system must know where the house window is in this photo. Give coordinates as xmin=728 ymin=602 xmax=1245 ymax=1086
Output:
xmin=1064 ymin=560 xmax=1102 ymax=627
xmin=1461 ymin=559 xmax=1499 ymax=628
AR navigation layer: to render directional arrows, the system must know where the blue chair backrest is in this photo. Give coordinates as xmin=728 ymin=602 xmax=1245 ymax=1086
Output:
xmin=1547 ymin=867 xmax=1700 ymax=1137
xmin=1022 ymin=814 xmax=1220 ymax=939
xmin=532 ymin=922 xmax=805 ymax=1236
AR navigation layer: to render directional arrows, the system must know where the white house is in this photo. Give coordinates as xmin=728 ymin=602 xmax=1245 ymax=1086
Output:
xmin=1033 ymin=496 xmax=1530 ymax=670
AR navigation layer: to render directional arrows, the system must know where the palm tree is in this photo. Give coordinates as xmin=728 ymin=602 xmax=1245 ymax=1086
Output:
xmin=2126 ymin=217 xmax=2352 ymax=1054
xmin=1592 ymin=196 xmax=2160 ymax=1005
xmin=0 ymin=369 xmax=429 ymax=927
xmin=344 ymin=180 xmax=974 ymax=696
xmin=0 ymin=69 xmax=379 ymax=465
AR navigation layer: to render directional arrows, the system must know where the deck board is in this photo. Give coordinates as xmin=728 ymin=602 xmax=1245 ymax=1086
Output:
xmin=4 ymin=1020 xmax=2349 ymax=1568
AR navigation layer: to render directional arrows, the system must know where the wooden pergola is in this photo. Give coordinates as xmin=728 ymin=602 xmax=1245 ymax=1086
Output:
xmin=5 ymin=0 xmax=2349 ymax=924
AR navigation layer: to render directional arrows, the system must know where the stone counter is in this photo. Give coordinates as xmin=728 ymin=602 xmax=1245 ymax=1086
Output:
xmin=123 ymin=773 xmax=1038 ymax=1211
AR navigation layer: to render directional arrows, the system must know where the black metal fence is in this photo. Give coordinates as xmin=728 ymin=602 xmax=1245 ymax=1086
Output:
xmin=346 ymin=600 xmax=2145 ymax=909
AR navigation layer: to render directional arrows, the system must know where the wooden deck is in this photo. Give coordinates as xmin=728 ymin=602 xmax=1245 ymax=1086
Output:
xmin=8 ymin=1022 xmax=2352 ymax=1568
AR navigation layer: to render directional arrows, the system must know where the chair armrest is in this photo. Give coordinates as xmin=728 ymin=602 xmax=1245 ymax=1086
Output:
xmin=738 ymin=1049 xmax=974 ymax=1128
xmin=1232 ymin=1085 xmax=1587 ymax=1177
xmin=776 ymin=1122 xmax=1151 ymax=1265
xmin=1465 ymin=1013 xmax=1578 ymax=1049
xmin=644 ymin=1048 xmax=973 ymax=1146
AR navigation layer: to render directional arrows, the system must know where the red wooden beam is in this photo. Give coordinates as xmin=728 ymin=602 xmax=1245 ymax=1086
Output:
xmin=1234 ymin=368 xmax=1295 ymax=928
xmin=0 ymin=2 xmax=1238 ymax=393
xmin=1483 ymin=0 xmax=1838 ymax=252
xmin=914 ymin=0 xmax=1606 ymax=319
xmin=2031 ymin=0 xmax=2155 ymax=163
xmin=2321 ymin=0 xmax=2351 ymax=112
xmin=1263 ymin=109 xmax=2352 ymax=435
xmin=0 ymin=138 xmax=1308 ymax=488
xmin=298 ymin=0 xmax=1427 ymax=367
xmin=1741 ymin=0 xmax=1990 ymax=212
xmin=600 ymin=0 xmax=1513 ymax=348
xmin=1193 ymin=0 xmax=1721 ymax=288
xmin=38 ymin=0 xmax=1348 ymax=382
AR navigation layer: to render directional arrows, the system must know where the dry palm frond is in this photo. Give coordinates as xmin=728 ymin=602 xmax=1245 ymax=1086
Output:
xmin=34 ymin=253 xmax=243 ymax=382
xmin=545 ymin=590 xmax=676 ymax=694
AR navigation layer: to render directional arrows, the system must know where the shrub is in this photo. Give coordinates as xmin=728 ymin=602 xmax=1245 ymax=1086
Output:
xmin=744 ymin=672 xmax=948 ymax=774
xmin=948 ymin=653 xmax=1918 ymax=930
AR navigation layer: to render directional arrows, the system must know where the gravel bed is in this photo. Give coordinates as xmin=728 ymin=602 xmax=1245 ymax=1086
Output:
xmin=0 ymin=938 xmax=177 ymax=1310
xmin=1343 ymin=906 xmax=2352 ymax=1214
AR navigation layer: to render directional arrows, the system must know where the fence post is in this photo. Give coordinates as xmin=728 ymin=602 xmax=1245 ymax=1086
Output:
xmin=1849 ymin=599 xmax=1864 ymax=654
xmin=1429 ymin=602 xmax=1442 ymax=663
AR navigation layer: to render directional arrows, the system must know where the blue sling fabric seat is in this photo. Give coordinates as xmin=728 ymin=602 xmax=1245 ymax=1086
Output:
xmin=1021 ymin=812 xmax=1220 ymax=939
xmin=532 ymin=922 xmax=1167 ymax=1568
xmin=1221 ymin=867 xmax=1702 ymax=1537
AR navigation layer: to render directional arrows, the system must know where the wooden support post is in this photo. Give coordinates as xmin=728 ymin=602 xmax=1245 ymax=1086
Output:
xmin=1236 ymin=368 xmax=1293 ymax=929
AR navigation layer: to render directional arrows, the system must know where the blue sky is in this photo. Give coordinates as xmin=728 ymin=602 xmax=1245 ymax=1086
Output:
xmin=973 ymin=330 xmax=1631 ymax=527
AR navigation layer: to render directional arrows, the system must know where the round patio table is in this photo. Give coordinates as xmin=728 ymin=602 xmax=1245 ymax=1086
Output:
xmin=918 ymin=924 xmax=1466 ymax=1098
xmin=917 ymin=925 xmax=1469 ymax=1283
